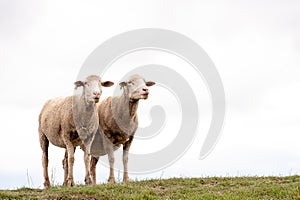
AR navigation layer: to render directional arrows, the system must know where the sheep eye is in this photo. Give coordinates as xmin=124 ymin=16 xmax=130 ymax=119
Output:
xmin=85 ymin=82 xmax=89 ymax=86
xmin=128 ymin=81 xmax=134 ymax=85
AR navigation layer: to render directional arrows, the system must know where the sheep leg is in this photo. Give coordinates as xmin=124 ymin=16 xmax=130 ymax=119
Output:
xmin=62 ymin=150 xmax=68 ymax=185
xmin=106 ymin=145 xmax=115 ymax=183
xmin=80 ymin=144 xmax=92 ymax=185
xmin=123 ymin=137 xmax=133 ymax=182
xmin=39 ymin=132 xmax=50 ymax=188
xmin=62 ymin=147 xmax=76 ymax=185
xmin=62 ymin=137 xmax=75 ymax=186
xmin=90 ymin=156 xmax=99 ymax=184
xmin=66 ymin=145 xmax=75 ymax=186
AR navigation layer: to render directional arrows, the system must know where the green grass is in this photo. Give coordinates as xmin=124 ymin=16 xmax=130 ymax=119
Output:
xmin=0 ymin=176 xmax=299 ymax=199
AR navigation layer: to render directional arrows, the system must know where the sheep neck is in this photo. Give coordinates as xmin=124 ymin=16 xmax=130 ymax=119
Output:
xmin=73 ymin=94 xmax=98 ymax=128
xmin=120 ymin=93 xmax=139 ymax=118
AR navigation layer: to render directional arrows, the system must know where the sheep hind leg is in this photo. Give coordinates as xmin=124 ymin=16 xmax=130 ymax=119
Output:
xmin=39 ymin=131 xmax=50 ymax=188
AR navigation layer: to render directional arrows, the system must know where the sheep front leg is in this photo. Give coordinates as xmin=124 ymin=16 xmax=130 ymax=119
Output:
xmin=62 ymin=150 xmax=68 ymax=185
xmin=106 ymin=145 xmax=116 ymax=183
xmin=90 ymin=156 xmax=99 ymax=184
xmin=62 ymin=136 xmax=75 ymax=186
xmin=62 ymin=147 xmax=76 ymax=186
xmin=67 ymin=145 xmax=75 ymax=186
xmin=123 ymin=136 xmax=133 ymax=183
xmin=80 ymin=144 xmax=92 ymax=185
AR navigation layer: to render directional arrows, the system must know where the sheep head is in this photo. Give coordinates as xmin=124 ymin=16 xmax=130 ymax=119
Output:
xmin=74 ymin=75 xmax=114 ymax=103
xmin=119 ymin=74 xmax=155 ymax=101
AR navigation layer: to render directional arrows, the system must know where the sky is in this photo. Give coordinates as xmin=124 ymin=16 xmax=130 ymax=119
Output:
xmin=1 ymin=0 xmax=300 ymax=189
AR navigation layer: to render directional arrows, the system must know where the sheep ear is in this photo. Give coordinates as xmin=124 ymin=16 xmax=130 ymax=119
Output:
xmin=119 ymin=81 xmax=127 ymax=90
xmin=146 ymin=81 xmax=155 ymax=87
xmin=74 ymin=81 xmax=84 ymax=89
xmin=101 ymin=81 xmax=114 ymax=87
xmin=119 ymin=81 xmax=127 ymax=87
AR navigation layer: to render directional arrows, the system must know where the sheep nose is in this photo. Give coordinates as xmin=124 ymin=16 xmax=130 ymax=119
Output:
xmin=142 ymin=88 xmax=148 ymax=92
xmin=93 ymin=91 xmax=100 ymax=97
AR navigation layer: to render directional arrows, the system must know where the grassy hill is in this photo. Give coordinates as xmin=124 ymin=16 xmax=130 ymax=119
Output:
xmin=0 ymin=176 xmax=299 ymax=199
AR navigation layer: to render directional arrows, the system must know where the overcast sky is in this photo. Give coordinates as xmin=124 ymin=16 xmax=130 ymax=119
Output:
xmin=1 ymin=0 xmax=300 ymax=189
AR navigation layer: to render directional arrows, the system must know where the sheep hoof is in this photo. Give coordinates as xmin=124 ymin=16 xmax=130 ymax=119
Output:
xmin=66 ymin=178 xmax=75 ymax=187
xmin=44 ymin=180 xmax=50 ymax=188
xmin=123 ymin=177 xmax=130 ymax=183
xmin=85 ymin=176 xmax=92 ymax=185
xmin=108 ymin=177 xmax=116 ymax=184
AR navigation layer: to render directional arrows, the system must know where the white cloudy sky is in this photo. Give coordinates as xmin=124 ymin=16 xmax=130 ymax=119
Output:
xmin=1 ymin=0 xmax=300 ymax=189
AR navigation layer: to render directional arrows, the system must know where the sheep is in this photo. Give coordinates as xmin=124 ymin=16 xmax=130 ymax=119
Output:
xmin=38 ymin=75 xmax=114 ymax=188
xmin=89 ymin=74 xmax=155 ymax=184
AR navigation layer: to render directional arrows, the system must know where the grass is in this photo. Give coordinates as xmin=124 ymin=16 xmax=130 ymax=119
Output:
xmin=0 ymin=176 xmax=299 ymax=199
